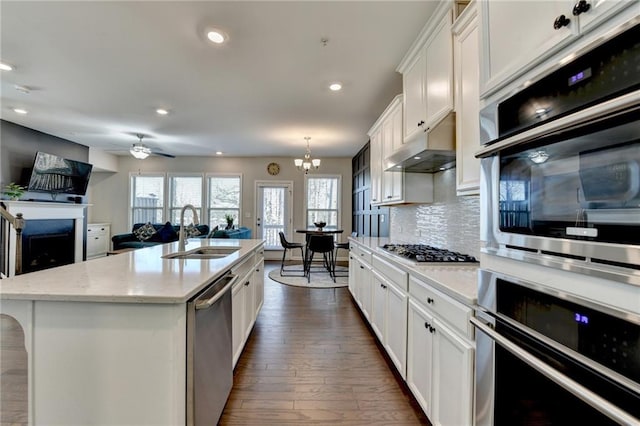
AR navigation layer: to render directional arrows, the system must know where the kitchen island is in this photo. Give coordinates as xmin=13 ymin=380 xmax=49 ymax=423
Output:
xmin=0 ymin=238 xmax=265 ymax=425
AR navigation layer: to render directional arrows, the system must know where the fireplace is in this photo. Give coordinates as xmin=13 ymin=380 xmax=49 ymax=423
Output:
xmin=22 ymin=219 xmax=75 ymax=273
xmin=1 ymin=201 xmax=87 ymax=277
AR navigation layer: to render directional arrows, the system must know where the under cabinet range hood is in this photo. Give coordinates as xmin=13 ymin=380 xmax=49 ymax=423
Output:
xmin=384 ymin=112 xmax=456 ymax=173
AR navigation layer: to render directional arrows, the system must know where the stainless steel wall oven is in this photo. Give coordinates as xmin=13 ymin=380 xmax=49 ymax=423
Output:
xmin=472 ymin=270 xmax=640 ymax=426
xmin=477 ymin=21 xmax=640 ymax=285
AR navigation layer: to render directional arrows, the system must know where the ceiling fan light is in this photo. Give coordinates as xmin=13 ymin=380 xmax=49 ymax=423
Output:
xmin=130 ymin=143 xmax=151 ymax=159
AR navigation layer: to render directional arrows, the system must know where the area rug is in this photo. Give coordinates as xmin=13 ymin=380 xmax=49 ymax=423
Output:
xmin=268 ymin=266 xmax=348 ymax=289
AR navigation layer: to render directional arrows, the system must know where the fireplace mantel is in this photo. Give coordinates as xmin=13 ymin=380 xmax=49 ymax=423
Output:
xmin=2 ymin=201 xmax=90 ymax=277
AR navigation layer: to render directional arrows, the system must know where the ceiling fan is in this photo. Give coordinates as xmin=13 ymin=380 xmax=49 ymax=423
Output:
xmin=130 ymin=134 xmax=175 ymax=159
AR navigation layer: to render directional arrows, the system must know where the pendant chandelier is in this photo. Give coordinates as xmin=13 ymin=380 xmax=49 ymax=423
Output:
xmin=294 ymin=137 xmax=320 ymax=174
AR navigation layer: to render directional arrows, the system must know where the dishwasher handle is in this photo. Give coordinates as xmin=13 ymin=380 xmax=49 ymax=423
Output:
xmin=195 ymin=274 xmax=238 ymax=310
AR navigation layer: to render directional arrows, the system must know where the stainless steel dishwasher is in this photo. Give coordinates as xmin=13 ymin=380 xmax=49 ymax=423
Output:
xmin=186 ymin=272 xmax=237 ymax=426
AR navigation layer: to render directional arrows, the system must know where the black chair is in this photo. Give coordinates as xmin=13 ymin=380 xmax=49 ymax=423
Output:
xmin=304 ymin=234 xmax=335 ymax=283
xmin=334 ymin=231 xmax=357 ymax=277
xmin=278 ymin=231 xmax=305 ymax=276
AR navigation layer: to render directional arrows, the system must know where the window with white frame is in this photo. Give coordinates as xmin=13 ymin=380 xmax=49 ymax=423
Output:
xmin=168 ymin=175 xmax=203 ymax=225
xmin=207 ymin=174 xmax=241 ymax=228
xmin=130 ymin=174 xmax=165 ymax=224
xmin=305 ymin=175 xmax=341 ymax=230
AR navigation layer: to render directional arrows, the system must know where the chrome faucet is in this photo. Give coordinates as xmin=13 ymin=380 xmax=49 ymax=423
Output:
xmin=178 ymin=204 xmax=199 ymax=252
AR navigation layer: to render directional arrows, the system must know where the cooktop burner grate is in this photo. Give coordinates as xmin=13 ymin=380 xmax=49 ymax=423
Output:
xmin=381 ymin=244 xmax=478 ymax=263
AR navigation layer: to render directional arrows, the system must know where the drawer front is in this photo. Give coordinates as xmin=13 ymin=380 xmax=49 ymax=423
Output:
xmin=87 ymin=224 xmax=109 ymax=236
xmin=409 ymin=276 xmax=472 ymax=338
xmin=232 ymin=256 xmax=253 ymax=279
xmin=372 ymin=255 xmax=408 ymax=291
xmin=350 ymin=244 xmax=372 ymax=265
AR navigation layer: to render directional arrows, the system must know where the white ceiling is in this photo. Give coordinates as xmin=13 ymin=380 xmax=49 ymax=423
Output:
xmin=0 ymin=1 xmax=437 ymax=158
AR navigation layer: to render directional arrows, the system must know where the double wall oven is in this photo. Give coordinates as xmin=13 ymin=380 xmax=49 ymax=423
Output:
xmin=474 ymin=20 xmax=640 ymax=425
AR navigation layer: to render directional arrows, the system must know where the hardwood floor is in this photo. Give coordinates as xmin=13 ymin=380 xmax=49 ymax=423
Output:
xmin=0 ymin=314 xmax=28 ymax=426
xmin=220 ymin=262 xmax=429 ymax=425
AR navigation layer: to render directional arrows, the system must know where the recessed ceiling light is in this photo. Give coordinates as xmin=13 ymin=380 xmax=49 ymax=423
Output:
xmin=207 ymin=30 xmax=226 ymax=44
xmin=329 ymin=83 xmax=342 ymax=91
xmin=413 ymin=156 xmax=421 ymax=160
xmin=13 ymin=108 xmax=27 ymax=114
xmin=0 ymin=62 xmax=13 ymax=71
xmin=156 ymin=108 xmax=169 ymax=115
xmin=216 ymin=151 xmax=223 ymax=155
xmin=439 ymin=167 xmax=446 ymax=171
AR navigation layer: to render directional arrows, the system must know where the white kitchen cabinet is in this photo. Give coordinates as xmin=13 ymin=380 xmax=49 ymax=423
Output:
xmin=432 ymin=315 xmax=474 ymax=426
xmin=349 ymin=242 xmax=373 ymax=319
xmin=254 ymin=257 xmax=264 ymax=317
xmin=368 ymin=95 xmax=433 ymax=206
xmin=407 ymin=275 xmax=474 ymax=426
xmin=398 ymin=3 xmax=454 ymax=144
xmin=384 ymin=276 xmax=408 ymax=378
xmin=231 ymin=246 xmax=265 ymax=367
xmin=453 ymin=3 xmax=481 ymax=195
xmin=381 ymin=99 xmax=404 ymax=204
xmin=371 ymin=271 xmax=387 ymax=342
xmin=479 ymin=0 xmax=635 ymax=96
xmin=369 ymin=127 xmax=383 ymax=205
xmin=86 ymin=223 xmax=110 ymax=259
xmin=407 ymin=299 xmax=435 ymax=419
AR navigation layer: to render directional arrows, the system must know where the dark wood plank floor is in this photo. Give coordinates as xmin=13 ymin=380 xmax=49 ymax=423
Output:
xmin=220 ymin=262 xmax=429 ymax=425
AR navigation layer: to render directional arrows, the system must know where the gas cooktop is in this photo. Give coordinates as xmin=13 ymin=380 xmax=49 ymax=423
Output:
xmin=381 ymin=244 xmax=479 ymax=263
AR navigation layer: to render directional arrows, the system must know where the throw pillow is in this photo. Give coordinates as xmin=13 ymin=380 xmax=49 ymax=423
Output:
xmin=184 ymin=224 xmax=201 ymax=238
xmin=207 ymin=225 xmax=219 ymax=238
xmin=133 ymin=222 xmax=156 ymax=241
xmin=148 ymin=221 xmax=178 ymax=243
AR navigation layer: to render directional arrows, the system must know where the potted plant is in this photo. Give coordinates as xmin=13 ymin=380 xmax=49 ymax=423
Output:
xmin=3 ymin=182 xmax=26 ymax=201
xmin=224 ymin=213 xmax=235 ymax=230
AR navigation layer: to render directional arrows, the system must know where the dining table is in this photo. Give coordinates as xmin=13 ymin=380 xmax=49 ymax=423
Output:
xmin=295 ymin=229 xmax=344 ymax=275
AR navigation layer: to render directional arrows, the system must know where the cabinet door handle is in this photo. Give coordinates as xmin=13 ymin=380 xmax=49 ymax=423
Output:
xmin=94 ymin=237 xmax=99 ymax=240
xmin=244 ymin=281 xmax=250 ymax=286
xmin=553 ymin=14 xmax=570 ymax=29
xmin=360 ymin=265 xmax=364 ymax=269
xmin=427 ymin=297 xmax=434 ymax=304
xmin=572 ymin=0 xmax=590 ymax=15
xmin=424 ymin=321 xmax=430 ymax=329
xmin=417 ymin=120 xmax=425 ymax=127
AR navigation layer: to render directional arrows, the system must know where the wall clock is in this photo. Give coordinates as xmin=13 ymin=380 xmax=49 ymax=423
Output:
xmin=267 ymin=162 xmax=280 ymax=176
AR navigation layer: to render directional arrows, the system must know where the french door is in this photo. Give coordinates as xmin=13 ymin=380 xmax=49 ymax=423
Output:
xmin=255 ymin=181 xmax=293 ymax=250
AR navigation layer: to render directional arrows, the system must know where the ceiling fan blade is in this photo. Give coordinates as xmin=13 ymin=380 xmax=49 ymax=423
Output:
xmin=152 ymin=151 xmax=176 ymax=158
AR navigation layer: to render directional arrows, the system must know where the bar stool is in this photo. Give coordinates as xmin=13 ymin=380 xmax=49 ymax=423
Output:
xmin=304 ymin=234 xmax=335 ymax=283
xmin=278 ymin=231 xmax=305 ymax=276
xmin=333 ymin=231 xmax=357 ymax=277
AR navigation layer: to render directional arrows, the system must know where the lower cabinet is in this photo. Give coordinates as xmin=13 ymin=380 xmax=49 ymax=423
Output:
xmin=87 ymin=223 xmax=110 ymax=259
xmin=348 ymin=241 xmax=475 ymax=426
xmin=407 ymin=279 xmax=474 ymax=426
xmin=231 ymin=247 xmax=264 ymax=368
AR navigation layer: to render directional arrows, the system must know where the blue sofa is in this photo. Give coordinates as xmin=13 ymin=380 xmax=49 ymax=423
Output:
xmin=112 ymin=223 xmax=210 ymax=250
xmin=209 ymin=226 xmax=252 ymax=239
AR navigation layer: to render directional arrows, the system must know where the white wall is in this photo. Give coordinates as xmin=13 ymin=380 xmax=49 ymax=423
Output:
xmin=86 ymin=155 xmax=352 ymax=246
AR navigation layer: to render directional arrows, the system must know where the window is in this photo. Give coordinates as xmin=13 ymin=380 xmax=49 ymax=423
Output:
xmin=169 ymin=175 xmax=203 ymax=224
xmin=207 ymin=174 xmax=241 ymax=228
xmin=305 ymin=175 xmax=341 ymax=230
xmin=130 ymin=174 xmax=164 ymax=224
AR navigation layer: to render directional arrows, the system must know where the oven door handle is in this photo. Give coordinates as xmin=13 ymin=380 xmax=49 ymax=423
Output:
xmin=470 ymin=316 xmax=640 ymax=426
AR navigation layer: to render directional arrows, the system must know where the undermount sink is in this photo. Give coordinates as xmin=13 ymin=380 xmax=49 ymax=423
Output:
xmin=162 ymin=247 xmax=240 ymax=260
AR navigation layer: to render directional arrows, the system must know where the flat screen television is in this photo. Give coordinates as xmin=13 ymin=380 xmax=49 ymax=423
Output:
xmin=27 ymin=152 xmax=93 ymax=197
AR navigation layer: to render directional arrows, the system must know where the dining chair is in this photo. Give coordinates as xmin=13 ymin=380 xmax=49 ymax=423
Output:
xmin=304 ymin=234 xmax=335 ymax=283
xmin=333 ymin=231 xmax=357 ymax=277
xmin=278 ymin=231 xmax=305 ymax=276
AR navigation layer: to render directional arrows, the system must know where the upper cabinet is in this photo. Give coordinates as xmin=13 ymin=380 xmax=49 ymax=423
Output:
xmin=398 ymin=3 xmax=454 ymax=145
xmin=453 ymin=3 xmax=480 ymax=195
xmin=368 ymin=95 xmax=433 ymax=206
xmin=479 ymin=0 xmax=636 ymax=96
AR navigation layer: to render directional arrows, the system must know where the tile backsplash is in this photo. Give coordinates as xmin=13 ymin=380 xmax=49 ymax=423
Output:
xmin=390 ymin=169 xmax=481 ymax=258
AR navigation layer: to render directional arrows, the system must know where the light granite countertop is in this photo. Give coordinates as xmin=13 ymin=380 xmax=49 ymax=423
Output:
xmin=0 ymin=239 xmax=264 ymax=304
xmin=350 ymin=236 xmax=479 ymax=305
